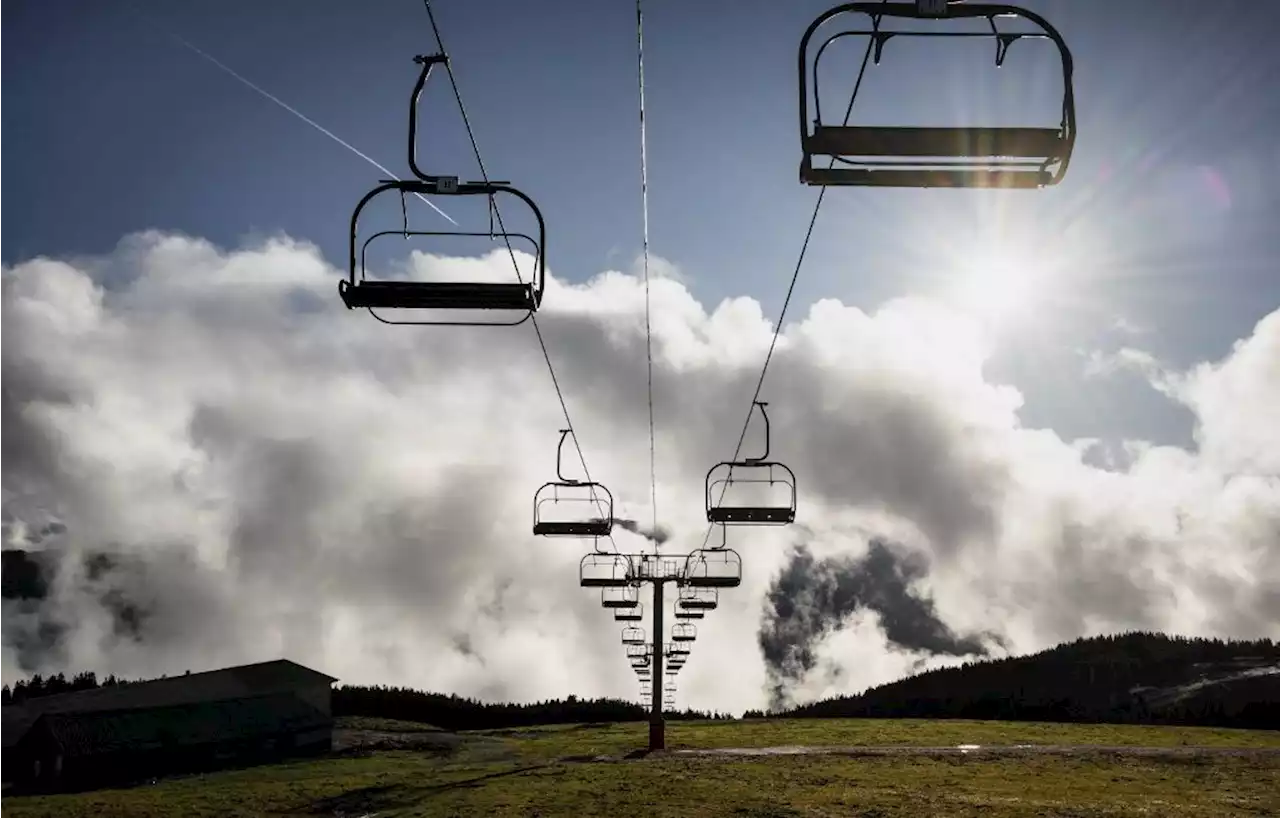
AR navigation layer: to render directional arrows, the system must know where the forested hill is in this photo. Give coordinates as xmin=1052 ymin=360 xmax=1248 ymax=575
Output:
xmin=769 ymin=632 xmax=1280 ymax=729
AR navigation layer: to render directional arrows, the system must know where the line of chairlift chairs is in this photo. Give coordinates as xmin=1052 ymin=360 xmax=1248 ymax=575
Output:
xmin=336 ymin=0 xmax=1077 ymax=705
xmin=532 ymin=401 xmax=794 ymax=703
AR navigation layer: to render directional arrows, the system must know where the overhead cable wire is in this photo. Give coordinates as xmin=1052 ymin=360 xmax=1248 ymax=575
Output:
xmin=635 ymin=0 xmax=660 ymax=553
xmin=420 ymin=0 xmax=619 ymax=553
xmin=699 ymin=12 xmax=883 ymax=550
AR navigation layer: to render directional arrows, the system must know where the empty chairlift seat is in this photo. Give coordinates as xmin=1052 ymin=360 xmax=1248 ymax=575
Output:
xmin=615 ymin=603 xmax=645 ymax=622
xmin=683 ymin=548 xmax=742 ymax=588
xmin=671 ymin=623 xmax=697 ymax=643
xmin=706 ymin=402 xmax=797 ymax=526
xmin=621 ymin=627 xmax=647 ymax=645
xmin=798 ymin=1 xmax=1077 ymax=189
xmin=601 ymin=585 xmax=640 ymax=609
xmin=339 ymin=52 xmax=547 ymax=325
xmin=678 ymin=586 xmax=719 ymax=611
xmin=534 ymin=430 xmax=615 ymax=538
xmin=580 ymin=553 xmax=634 ymax=588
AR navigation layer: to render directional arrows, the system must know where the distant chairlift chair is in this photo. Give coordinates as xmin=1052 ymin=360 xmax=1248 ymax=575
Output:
xmin=683 ymin=547 xmax=743 ymax=589
xmin=534 ymin=429 xmax=615 ymax=538
xmin=706 ymin=402 xmax=797 ymax=526
xmin=615 ymin=603 xmax=645 ymax=622
xmin=580 ymin=553 xmax=634 ymax=588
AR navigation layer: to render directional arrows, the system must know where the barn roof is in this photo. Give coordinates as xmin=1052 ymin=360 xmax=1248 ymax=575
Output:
xmin=3 ymin=659 xmax=336 ymax=747
xmin=23 ymin=692 xmax=330 ymax=758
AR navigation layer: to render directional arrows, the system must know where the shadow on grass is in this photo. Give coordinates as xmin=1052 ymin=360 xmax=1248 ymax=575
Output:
xmin=310 ymin=783 xmax=417 ymax=815
xmin=418 ymin=765 xmax=549 ymax=793
xmin=308 ymin=765 xmax=551 ymax=814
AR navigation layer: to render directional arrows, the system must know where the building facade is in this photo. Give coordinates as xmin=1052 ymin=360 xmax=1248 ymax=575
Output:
xmin=2 ymin=659 xmax=337 ymax=792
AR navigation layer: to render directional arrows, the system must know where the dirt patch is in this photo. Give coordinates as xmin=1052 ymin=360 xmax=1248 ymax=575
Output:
xmin=333 ymin=727 xmax=464 ymax=755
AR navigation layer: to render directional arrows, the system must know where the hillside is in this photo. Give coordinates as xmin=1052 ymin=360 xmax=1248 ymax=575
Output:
xmin=775 ymin=632 xmax=1280 ymax=729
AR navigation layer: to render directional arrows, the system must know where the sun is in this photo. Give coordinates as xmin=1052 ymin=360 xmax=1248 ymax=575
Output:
xmin=943 ymin=237 xmax=1051 ymax=333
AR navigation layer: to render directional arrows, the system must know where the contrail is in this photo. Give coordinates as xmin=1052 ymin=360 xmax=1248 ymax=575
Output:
xmin=162 ymin=28 xmax=457 ymax=225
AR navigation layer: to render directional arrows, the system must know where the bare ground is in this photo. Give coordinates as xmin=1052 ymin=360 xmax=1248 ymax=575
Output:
xmin=332 ymin=727 xmax=464 ymax=754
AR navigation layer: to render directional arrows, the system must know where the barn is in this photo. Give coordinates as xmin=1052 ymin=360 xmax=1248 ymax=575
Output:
xmin=2 ymin=659 xmax=337 ymax=792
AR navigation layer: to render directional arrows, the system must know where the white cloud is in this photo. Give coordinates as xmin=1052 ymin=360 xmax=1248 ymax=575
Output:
xmin=3 ymin=231 xmax=1278 ymax=714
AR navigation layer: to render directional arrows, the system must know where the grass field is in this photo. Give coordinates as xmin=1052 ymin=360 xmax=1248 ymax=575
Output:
xmin=5 ymin=717 xmax=1279 ymax=817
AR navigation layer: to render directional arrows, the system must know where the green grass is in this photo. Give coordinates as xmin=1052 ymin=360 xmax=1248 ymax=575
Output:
xmin=476 ymin=717 xmax=1280 ymax=761
xmin=6 ymin=719 xmax=1279 ymax=818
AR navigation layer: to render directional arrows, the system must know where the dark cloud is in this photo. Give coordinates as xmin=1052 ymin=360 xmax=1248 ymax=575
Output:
xmin=760 ymin=539 xmax=998 ymax=711
xmin=614 ymin=518 xmax=671 ymax=546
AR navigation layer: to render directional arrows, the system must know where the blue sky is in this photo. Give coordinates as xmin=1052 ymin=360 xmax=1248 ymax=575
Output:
xmin=4 ymin=0 xmax=1279 ymax=446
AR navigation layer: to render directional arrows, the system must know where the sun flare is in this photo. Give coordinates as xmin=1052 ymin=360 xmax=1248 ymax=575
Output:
xmin=944 ymin=237 xmax=1051 ymax=333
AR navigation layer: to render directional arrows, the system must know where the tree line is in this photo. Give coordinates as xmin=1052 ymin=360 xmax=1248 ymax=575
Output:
xmin=331 ymin=685 xmax=732 ymax=729
xmin=771 ymin=632 xmax=1280 ymax=730
xmin=2 ymin=672 xmax=731 ymax=729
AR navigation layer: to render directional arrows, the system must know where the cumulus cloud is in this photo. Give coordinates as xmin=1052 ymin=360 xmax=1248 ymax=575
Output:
xmin=3 ymin=230 xmax=1278 ymax=713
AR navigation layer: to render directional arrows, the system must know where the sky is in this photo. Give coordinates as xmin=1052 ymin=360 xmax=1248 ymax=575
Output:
xmin=3 ymin=0 xmax=1280 ymax=713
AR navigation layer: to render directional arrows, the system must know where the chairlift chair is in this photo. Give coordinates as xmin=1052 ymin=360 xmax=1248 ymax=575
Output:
xmin=706 ymin=402 xmax=797 ymax=525
xmin=615 ymin=603 xmax=644 ymax=622
xmin=341 ymin=54 xmax=546 ymax=324
xmin=621 ymin=627 xmax=646 ymax=646
xmin=674 ymin=607 xmax=705 ymax=620
xmin=602 ymin=585 xmax=640 ymax=609
xmin=668 ymin=644 xmax=691 ymax=657
xmin=637 ymin=556 xmax=682 ymax=581
xmin=580 ymin=553 xmax=634 ymax=588
xmin=798 ymin=1 xmax=1077 ymax=188
xmin=678 ymin=586 xmax=719 ymax=611
xmin=683 ymin=548 xmax=743 ymax=589
xmin=671 ymin=623 xmax=697 ymax=643
xmin=626 ymin=644 xmax=650 ymax=661
xmin=534 ymin=430 xmax=615 ymax=538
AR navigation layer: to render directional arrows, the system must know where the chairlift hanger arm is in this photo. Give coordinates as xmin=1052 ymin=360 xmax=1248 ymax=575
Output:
xmin=408 ymin=53 xmax=448 ymax=183
xmin=406 ymin=53 xmax=513 ymax=187
xmin=747 ymin=400 xmax=770 ymax=463
xmin=555 ymin=428 xmax=578 ymax=484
